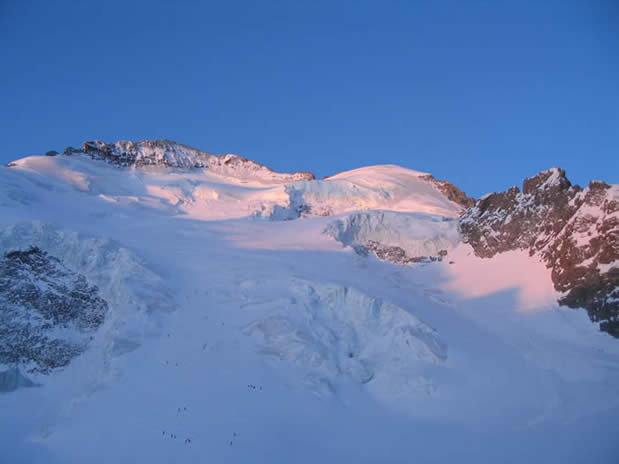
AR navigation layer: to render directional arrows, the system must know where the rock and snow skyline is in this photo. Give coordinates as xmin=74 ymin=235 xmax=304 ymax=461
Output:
xmin=12 ymin=139 xmax=617 ymax=336
xmin=1 ymin=139 xmax=618 ymax=463
xmin=3 ymin=2 xmax=617 ymax=461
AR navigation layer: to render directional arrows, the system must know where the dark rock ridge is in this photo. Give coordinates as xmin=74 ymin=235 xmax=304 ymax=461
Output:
xmin=460 ymin=168 xmax=581 ymax=257
xmin=362 ymin=241 xmax=448 ymax=265
xmin=460 ymin=168 xmax=619 ymax=337
xmin=0 ymin=247 xmax=108 ymax=374
xmin=419 ymin=174 xmax=476 ymax=209
xmin=63 ymin=139 xmax=315 ymax=182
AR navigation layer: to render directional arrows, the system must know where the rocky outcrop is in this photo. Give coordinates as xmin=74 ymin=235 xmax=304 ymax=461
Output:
xmin=64 ymin=139 xmax=315 ymax=182
xmin=364 ymin=241 xmax=448 ymax=265
xmin=459 ymin=168 xmax=581 ymax=257
xmin=460 ymin=168 xmax=619 ymax=337
xmin=419 ymin=174 xmax=475 ymax=209
xmin=545 ymin=181 xmax=619 ymax=335
xmin=0 ymin=247 xmax=108 ymax=373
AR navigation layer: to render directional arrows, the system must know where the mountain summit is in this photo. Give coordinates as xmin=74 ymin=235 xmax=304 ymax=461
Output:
xmin=1 ymin=140 xmax=618 ymax=463
xmin=461 ymin=168 xmax=619 ymax=336
xmin=61 ymin=139 xmax=316 ymax=183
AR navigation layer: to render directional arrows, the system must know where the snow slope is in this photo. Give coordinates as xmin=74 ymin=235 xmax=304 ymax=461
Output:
xmin=288 ymin=165 xmax=464 ymax=218
xmin=1 ymin=150 xmax=618 ymax=463
xmin=8 ymin=154 xmax=464 ymax=221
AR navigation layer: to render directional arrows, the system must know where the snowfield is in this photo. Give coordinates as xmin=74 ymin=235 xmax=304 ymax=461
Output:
xmin=1 ymin=150 xmax=618 ymax=463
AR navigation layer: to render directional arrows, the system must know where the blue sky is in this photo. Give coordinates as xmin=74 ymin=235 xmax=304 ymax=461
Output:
xmin=1 ymin=0 xmax=617 ymax=197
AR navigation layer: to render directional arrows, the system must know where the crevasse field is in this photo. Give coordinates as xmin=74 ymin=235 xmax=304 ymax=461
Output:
xmin=1 ymin=153 xmax=618 ymax=463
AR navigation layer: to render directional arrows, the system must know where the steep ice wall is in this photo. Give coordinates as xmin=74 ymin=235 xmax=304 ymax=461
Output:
xmin=240 ymin=278 xmax=447 ymax=396
xmin=325 ymin=211 xmax=459 ymax=264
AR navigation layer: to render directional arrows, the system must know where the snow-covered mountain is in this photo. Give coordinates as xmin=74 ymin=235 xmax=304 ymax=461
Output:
xmin=62 ymin=139 xmax=316 ymax=182
xmin=461 ymin=168 xmax=619 ymax=336
xmin=1 ymin=140 xmax=618 ymax=463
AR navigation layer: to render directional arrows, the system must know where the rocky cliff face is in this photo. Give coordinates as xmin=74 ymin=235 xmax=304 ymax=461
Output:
xmin=363 ymin=241 xmax=448 ymax=264
xmin=459 ymin=168 xmax=581 ymax=257
xmin=460 ymin=168 xmax=619 ymax=337
xmin=0 ymin=247 xmax=108 ymax=374
xmin=63 ymin=139 xmax=315 ymax=182
xmin=419 ymin=174 xmax=475 ymax=209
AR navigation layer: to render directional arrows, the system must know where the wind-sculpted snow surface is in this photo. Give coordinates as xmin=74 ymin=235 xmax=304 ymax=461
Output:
xmin=241 ymin=278 xmax=446 ymax=396
xmin=325 ymin=211 xmax=458 ymax=264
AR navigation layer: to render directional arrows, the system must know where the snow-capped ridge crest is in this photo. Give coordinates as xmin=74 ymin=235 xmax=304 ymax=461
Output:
xmin=418 ymin=173 xmax=475 ymax=208
xmin=324 ymin=164 xmax=429 ymax=179
xmin=62 ymin=139 xmax=315 ymax=183
xmin=323 ymin=165 xmax=473 ymax=206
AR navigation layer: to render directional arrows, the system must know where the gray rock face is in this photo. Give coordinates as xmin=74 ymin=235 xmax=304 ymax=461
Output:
xmin=363 ymin=241 xmax=447 ymax=265
xmin=545 ymin=182 xmax=619 ymax=335
xmin=0 ymin=247 xmax=108 ymax=373
xmin=459 ymin=168 xmax=581 ymax=257
xmin=460 ymin=168 xmax=619 ymax=337
xmin=64 ymin=139 xmax=316 ymax=182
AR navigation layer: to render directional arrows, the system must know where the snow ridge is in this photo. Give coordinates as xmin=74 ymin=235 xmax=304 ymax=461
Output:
xmin=63 ymin=140 xmax=315 ymax=184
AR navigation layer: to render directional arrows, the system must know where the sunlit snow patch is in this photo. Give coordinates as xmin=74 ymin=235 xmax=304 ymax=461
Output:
xmin=442 ymin=244 xmax=558 ymax=311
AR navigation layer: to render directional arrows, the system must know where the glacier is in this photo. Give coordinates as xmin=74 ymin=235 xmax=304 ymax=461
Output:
xmin=1 ymin=143 xmax=618 ymax=463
